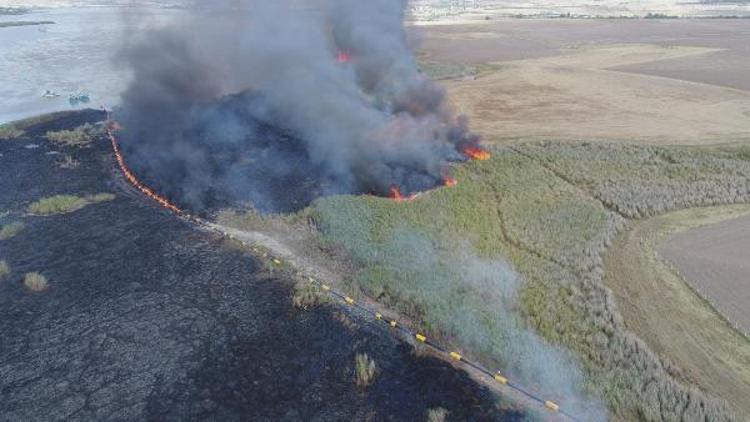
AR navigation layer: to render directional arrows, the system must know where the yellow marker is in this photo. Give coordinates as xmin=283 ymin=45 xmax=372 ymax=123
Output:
xmin=493 ymin=372 xmax=508 ymax=385
xmin=322 ymin=284 xmax=331 ymax=291
xmin=449 ymin=351 xmax=462 ymax=361
xmin=415 ymin=333 xmax=427 ymax=343
xmin=545 ymin=401 xmax=560 ymax=412
xmin=344 ymin=296 xmax=355 ymax=305
xmin=273 ymin=258 xmax=281 ymax=265
xmin=375 ymin=313 xmax=382 ymax=320
xmin=389 ymin=320 xmax=397 ymax=328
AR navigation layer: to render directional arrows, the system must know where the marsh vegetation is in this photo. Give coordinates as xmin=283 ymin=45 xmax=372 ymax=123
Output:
xmin=225 ymin=141 xmax=750 ymax=420
xmin=27 ymin=193 xmax=114 ymax=216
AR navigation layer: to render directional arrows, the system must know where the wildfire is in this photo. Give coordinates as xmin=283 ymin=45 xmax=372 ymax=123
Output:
xmin=462 ymin=146 xmax=491 ymax=161
xmin=336 ymin=50 xmax=351 ymax=63
xmin=107 ymin=127 xmax=182 ymax=215
xmin=389 ymin=186 xmax=416 ymax=202
xmin=443 ymin=175 xmax=457 ymax=187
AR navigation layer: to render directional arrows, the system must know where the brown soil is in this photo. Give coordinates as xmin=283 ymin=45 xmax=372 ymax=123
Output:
xmin=659 ymin=214 xmax=750 ymax=337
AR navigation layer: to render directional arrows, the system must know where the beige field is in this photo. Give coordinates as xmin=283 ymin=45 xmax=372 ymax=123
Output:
xmin=416 ymin=19 xmax=750 ymax=144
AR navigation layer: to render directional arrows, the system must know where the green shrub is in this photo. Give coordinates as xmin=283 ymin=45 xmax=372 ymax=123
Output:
xmin=28 ymin=193 xmax=114 ymax=215
xmin=0 ymin=221 xmax=24 ymax=240
xmin=0 ymin=260 xmax=10 ymax=279
xmin=23 ymin=272 xmax=47 ymax=292
xmin=355 ymin=353 xmax=377 ymax=388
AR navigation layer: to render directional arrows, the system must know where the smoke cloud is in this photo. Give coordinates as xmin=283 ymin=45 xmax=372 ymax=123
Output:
xmin=115 ymin=0 xmax=480 ymax=212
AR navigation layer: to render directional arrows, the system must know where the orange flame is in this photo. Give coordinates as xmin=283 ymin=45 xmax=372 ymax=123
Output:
xmin=443 ymin=175 xmax=457 ymax=187
xmin=389 ymin=186 xmax=416 ymax=202
xmin=108 ymin=127 xmax=182 ymax=215
xmin=337 ymin=51 xmax=351 ymax=63
xmin=462 ymin=146 xmax=491 ymax=161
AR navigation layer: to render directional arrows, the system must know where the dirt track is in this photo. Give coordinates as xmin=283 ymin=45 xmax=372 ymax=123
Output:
xmin=660 ymin=214 xmax=750 ymax=336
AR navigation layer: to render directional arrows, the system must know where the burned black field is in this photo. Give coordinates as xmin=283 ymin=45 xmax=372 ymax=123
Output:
xmin=0 ymin=112 xmax=519 ymax=421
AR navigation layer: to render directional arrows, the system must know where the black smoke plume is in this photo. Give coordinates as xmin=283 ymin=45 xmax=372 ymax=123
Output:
xmin=116 ymin=0 xmax=480 ymax=213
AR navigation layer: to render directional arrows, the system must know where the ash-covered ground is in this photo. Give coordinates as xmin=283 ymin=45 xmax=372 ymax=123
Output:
xmin=0 ymin=111 xmax=519 ymax=421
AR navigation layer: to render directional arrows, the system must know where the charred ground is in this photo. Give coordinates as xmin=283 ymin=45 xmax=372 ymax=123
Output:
xmin=0 ymin=111 xmax=519 ymax=421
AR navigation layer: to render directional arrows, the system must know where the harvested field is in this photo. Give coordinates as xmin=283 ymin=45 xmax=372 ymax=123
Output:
xmin=415 ymin=19 xmax=750 ymax=145
xmin=659 ymin=213 xmax=750 ymax=336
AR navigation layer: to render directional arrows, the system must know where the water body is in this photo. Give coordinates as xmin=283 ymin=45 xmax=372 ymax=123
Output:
xmin=0 ymin=112 xmax=519 ymax=420
xmin=0 ymin=6 xmax=180 ymax=124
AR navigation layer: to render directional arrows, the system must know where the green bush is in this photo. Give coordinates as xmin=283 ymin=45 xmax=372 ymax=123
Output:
xmin=0 ymin=221 xmax=24 ymax=240
xmin=28 ymin=193 xmax=114 ymax=215
xmin=23 ymin=272 xmax=47 ymax=292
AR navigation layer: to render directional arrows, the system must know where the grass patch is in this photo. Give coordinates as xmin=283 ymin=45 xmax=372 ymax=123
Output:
xmin=0 ymin=123 xmax=25 ymax=140
xmin=0 ymin=221 xmax=24 ymax=240
xmin=27 ymin=193 xmax=114 ymax=216
xmin=46 ymin=123 xmax=102 ymax=148
xmin=426 ymin=407 xmax=449 ymax=422
xmin=354 ymin=353 xmax=377 ymax=388
xmin=23 ymin=272 xmax=47 ymax=292
xmin=0 ymin=260 xmax=10 ymax=279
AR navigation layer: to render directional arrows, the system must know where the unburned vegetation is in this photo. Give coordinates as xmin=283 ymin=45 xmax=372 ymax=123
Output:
xmin=27 ymin=193 xmax=114 ymax=216
xmin=23 ymin=272 xmax=48 ymax=292
xmin=0 ymin=260 xmax=10 ymax=280
xmin=354 ymin=353 xmax=377 ymax=389
xmin=45 ymin=123 xmax=103 ymax=148
xmin=223 ymin=141 xmax=750 ymax=420
xmin=0 ymin=221 xmax=24 ymax=240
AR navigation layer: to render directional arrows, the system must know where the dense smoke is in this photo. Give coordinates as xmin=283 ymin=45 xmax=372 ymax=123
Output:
xmin=116 ymin=0 xmax=479 ymax=212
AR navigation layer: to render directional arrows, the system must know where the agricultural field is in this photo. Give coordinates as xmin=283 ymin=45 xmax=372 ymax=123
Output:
xmin=414 ymin=19 xmax=750 ymax=145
